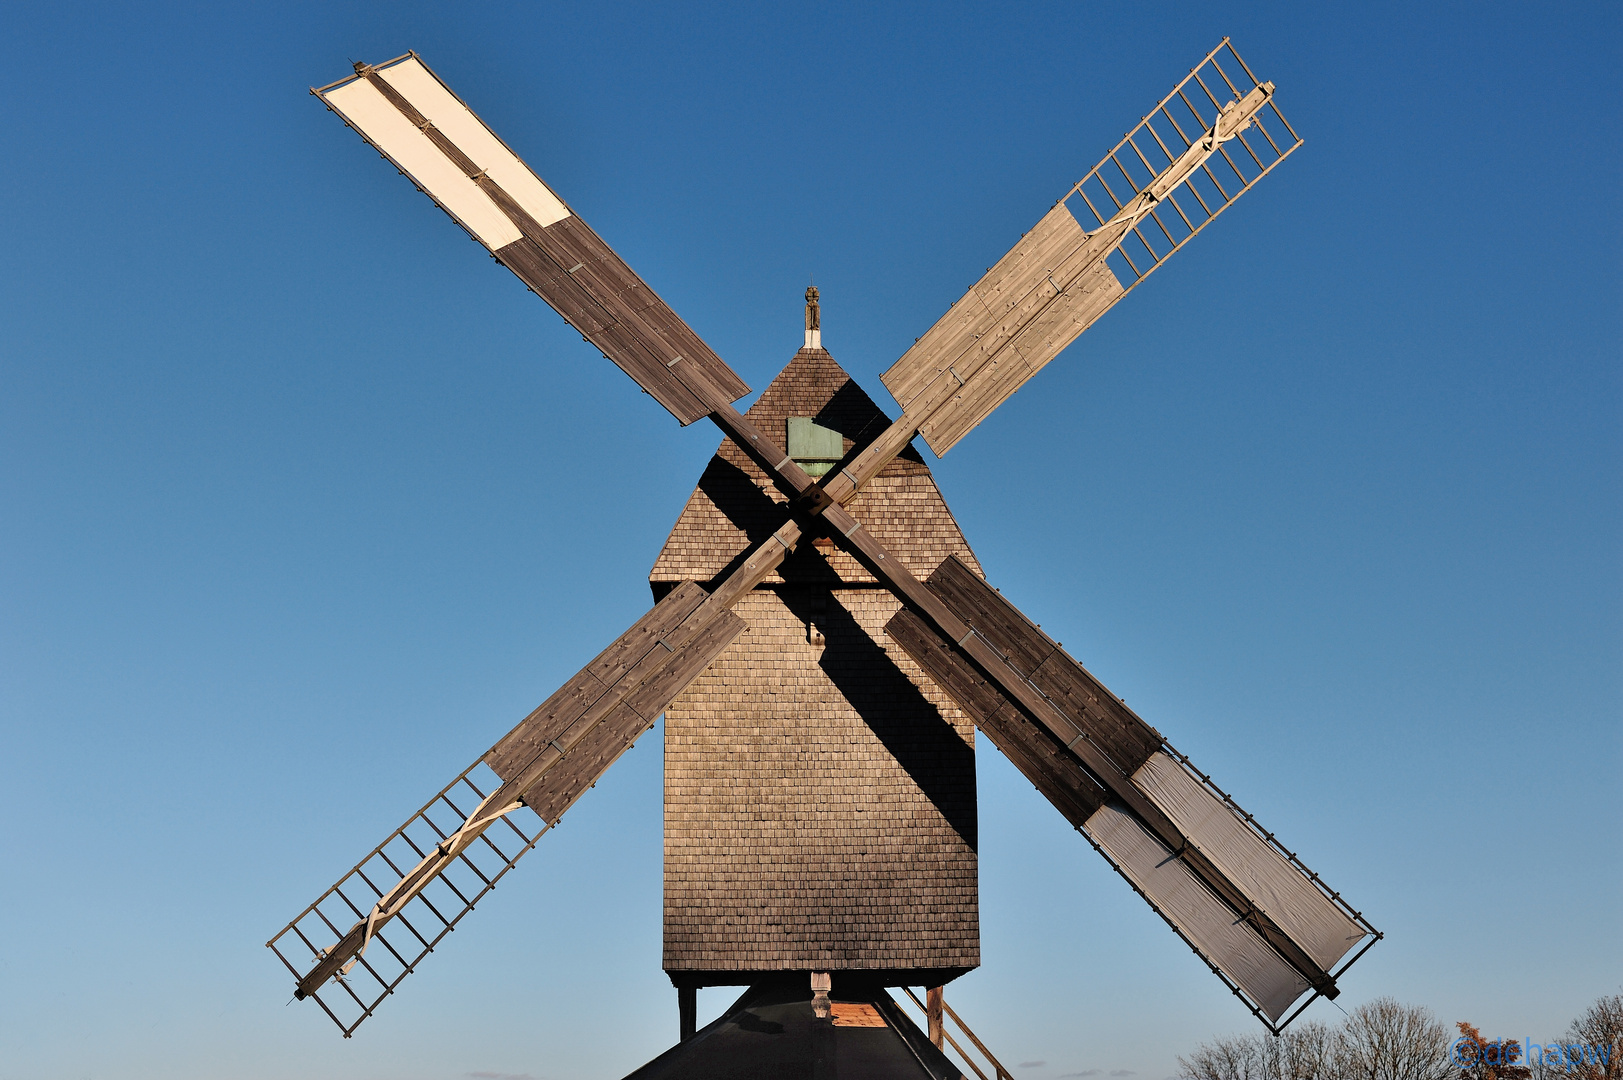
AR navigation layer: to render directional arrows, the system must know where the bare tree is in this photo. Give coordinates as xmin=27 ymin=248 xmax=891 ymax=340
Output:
xmin=1337 ymin=998 xmax=1454 ymax=1080
xmin=1178 ymin=1020 xmax=1337 ymax=1080
xmin=1178 ymin=999 xmax=1452 ymax=1080
xmin=1531 ymin=994 xmax=1623 ymax=1080
xmin=1279 ymin=1021 xmax=1339 ymax=1079
xmin=1180 ymin=1032 xmax=1264 ymax=1080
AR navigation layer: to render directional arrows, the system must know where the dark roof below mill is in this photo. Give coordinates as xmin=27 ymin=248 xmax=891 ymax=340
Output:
xmin=622 ymin=978 xmax=966 ymax=1080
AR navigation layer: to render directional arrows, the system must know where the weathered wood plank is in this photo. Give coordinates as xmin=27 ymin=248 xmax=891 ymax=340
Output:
xmin=496 ymin=582 xmax=745 ymax=805
xmin=619 ymin=606 xmax=745 ymax=721
xmin=491 ymin=199 xmax=751 ymax=427
xmin=917 ymin=353 xmax=1030 ymax=454
xmin=586 ymin=580 xmax=709 ymax=685
xmin=925 ymin=556 xmax=1161 ymax=776
xmin=535 ymin=217 xmax=749 ymax=406
xmin=483 ymin=582 xmax=708 ymax=780
xmin=534 ymin=217 xmax=647 ymax=317
xmin=483 ymin=667 xmax=606 ymax=780
xmin=887 ymin=607 xmax=1107 ymax=824
xmin=923 ymin=556 xmax=1053 ymax=673
xmin=972 ymin=205 xmax=1081 ymax=312
xmin=878 ymin=201 xmax=1133 ymax=455
xmin=882 ymin=291 xmax=990 ymax=412
xmin=518 ymin=696 xmax=648 ymax=823
xmin=637 ymin=303 xmax=734 ymax=389
xmin=582 ymin=319 xmax=710 ymax=423
xmin=1029 ymin=651 xmax=1162 ymax=776
xmin=520 ymin=605 xmax=744 ymax=819
xmin=883 ymin=204 xmax=1084 ymax=417
xmin=923 ymin=260 xmax=1123 ymax=452
xmin=494 ymin=237 xmax=613 ymax=335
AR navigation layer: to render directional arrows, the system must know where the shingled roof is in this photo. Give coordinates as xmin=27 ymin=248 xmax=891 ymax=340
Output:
xmin=649 ymin=348 xmax=984 ymax=590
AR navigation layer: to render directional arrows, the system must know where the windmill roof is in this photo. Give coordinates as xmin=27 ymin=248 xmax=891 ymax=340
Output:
xmin=650 ymin=348 xmax=983 ymax=588
xmin=623 ymin=979 xmax=963 ymax=1080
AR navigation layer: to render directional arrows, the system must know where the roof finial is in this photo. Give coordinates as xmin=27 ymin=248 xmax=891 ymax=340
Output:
xmin=804 ymin=285 xmax=821 ymax=351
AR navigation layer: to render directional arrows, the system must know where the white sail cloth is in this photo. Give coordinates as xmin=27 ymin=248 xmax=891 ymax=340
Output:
xmin=1085 ymin=751 xmax=1365 ymax=1022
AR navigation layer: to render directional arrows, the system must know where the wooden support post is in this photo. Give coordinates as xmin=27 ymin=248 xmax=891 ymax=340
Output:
xmin=926 ymin=986 xmax=944 ymax=1049
xmin=812 ymin=971 xmax=832 ymax=1019
xmin=678 ymin=985 xmax=696 ymax=1041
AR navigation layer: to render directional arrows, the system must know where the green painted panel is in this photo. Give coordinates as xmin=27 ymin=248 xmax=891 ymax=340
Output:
xmin=787 ymin=416 xmax=844 ymax=463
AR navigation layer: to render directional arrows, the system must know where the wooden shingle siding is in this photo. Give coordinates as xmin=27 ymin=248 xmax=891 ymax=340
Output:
xmin=662 ymin=589 xmax=979 ymax=973
xmin=656 ymin=350 xmax=981 ymax=975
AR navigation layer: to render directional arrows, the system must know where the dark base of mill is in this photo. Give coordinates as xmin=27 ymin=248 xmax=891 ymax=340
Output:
xmin=623 ymin=976 xmax=964 ymax=1080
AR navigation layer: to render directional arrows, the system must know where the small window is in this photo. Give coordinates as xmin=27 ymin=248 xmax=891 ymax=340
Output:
xmin=787 ymin=416 xmax=845 ymax=477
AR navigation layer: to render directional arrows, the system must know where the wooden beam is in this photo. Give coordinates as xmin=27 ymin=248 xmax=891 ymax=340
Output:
xmin=886 ymin=606 xmax=1108 ymax=826
xmin=678 ymin=986 xmax=696 ymax=1041
xmin=876 ymin=557 xmax=1339 ymax=1000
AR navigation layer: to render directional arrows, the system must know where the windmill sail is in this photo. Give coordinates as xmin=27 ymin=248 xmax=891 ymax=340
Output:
xmin=269 ymin=582 xmax=743 ymax=1034
xmin=881 ymin=39 xmax=1301 ymax=456
xmin=885 ymin=557 xmax=1377 ymax=1031
xmin=314 ymin=54 xmax=750 ymax=425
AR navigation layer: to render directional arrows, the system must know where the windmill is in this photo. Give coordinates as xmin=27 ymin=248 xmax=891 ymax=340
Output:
xmin=270 ymin=40 xmax=1381 ymax=1064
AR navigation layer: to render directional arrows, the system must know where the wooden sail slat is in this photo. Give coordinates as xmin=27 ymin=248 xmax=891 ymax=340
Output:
xmin=518 ymin=607 xmax=743 ymax=820
xmin=878 ymin=47 xmax=1299 ymax=460
xmin=881 ymin=202 xmax=1131 ymax=456
xmin=886 ymin=606 xmax=1108 ymax=825
xmin=883 ymin=292 xmax=990 ymax=413
xmin=275 ymin=580 xmax=745 ymax=1017
xmin=879 ymin=554 xmax=1348 ymax=1018
xmin=919 ymin=260 xmax=1122 ymax=452
xmin=921 ymin=556 xmax=1162 ymax=778
xmin=315 ymin=54 xmax=750 ymax=427
xmin=882 ymin=204 xmax=1085 ymax=413
xmin=483 ymin=581 xmax=710 ymax=781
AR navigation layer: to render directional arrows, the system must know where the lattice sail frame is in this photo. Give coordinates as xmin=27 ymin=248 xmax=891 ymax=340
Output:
xmin=267 ymin=761 xmax=550 ymax=1036
xmin=875 ymin=37 xmax=1301 ymax=459
xmin=1065 ymin=38 xmax=1301 ymax=294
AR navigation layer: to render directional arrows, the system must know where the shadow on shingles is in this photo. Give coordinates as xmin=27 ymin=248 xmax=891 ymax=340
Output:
xmin=777 ymin=584 xmax=978 ymax=851
xmin=689 ymin=456 xmax=791 ymax=590
xmin=813 ymin=377 xmax=926 ymax=465
xmin=690 ymin=456 xmax=847 ymax=591
xmin=667 ymin=432 xmax=974 ymax=850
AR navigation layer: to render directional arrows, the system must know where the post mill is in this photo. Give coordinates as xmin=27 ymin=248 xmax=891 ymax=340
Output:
xmin=269 ymin=40 xmax=1380 ymax=1078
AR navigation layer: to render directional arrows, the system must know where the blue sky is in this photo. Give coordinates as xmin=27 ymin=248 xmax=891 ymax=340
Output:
xmin=1 ymin=2 xmax=1617 ymax=1079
